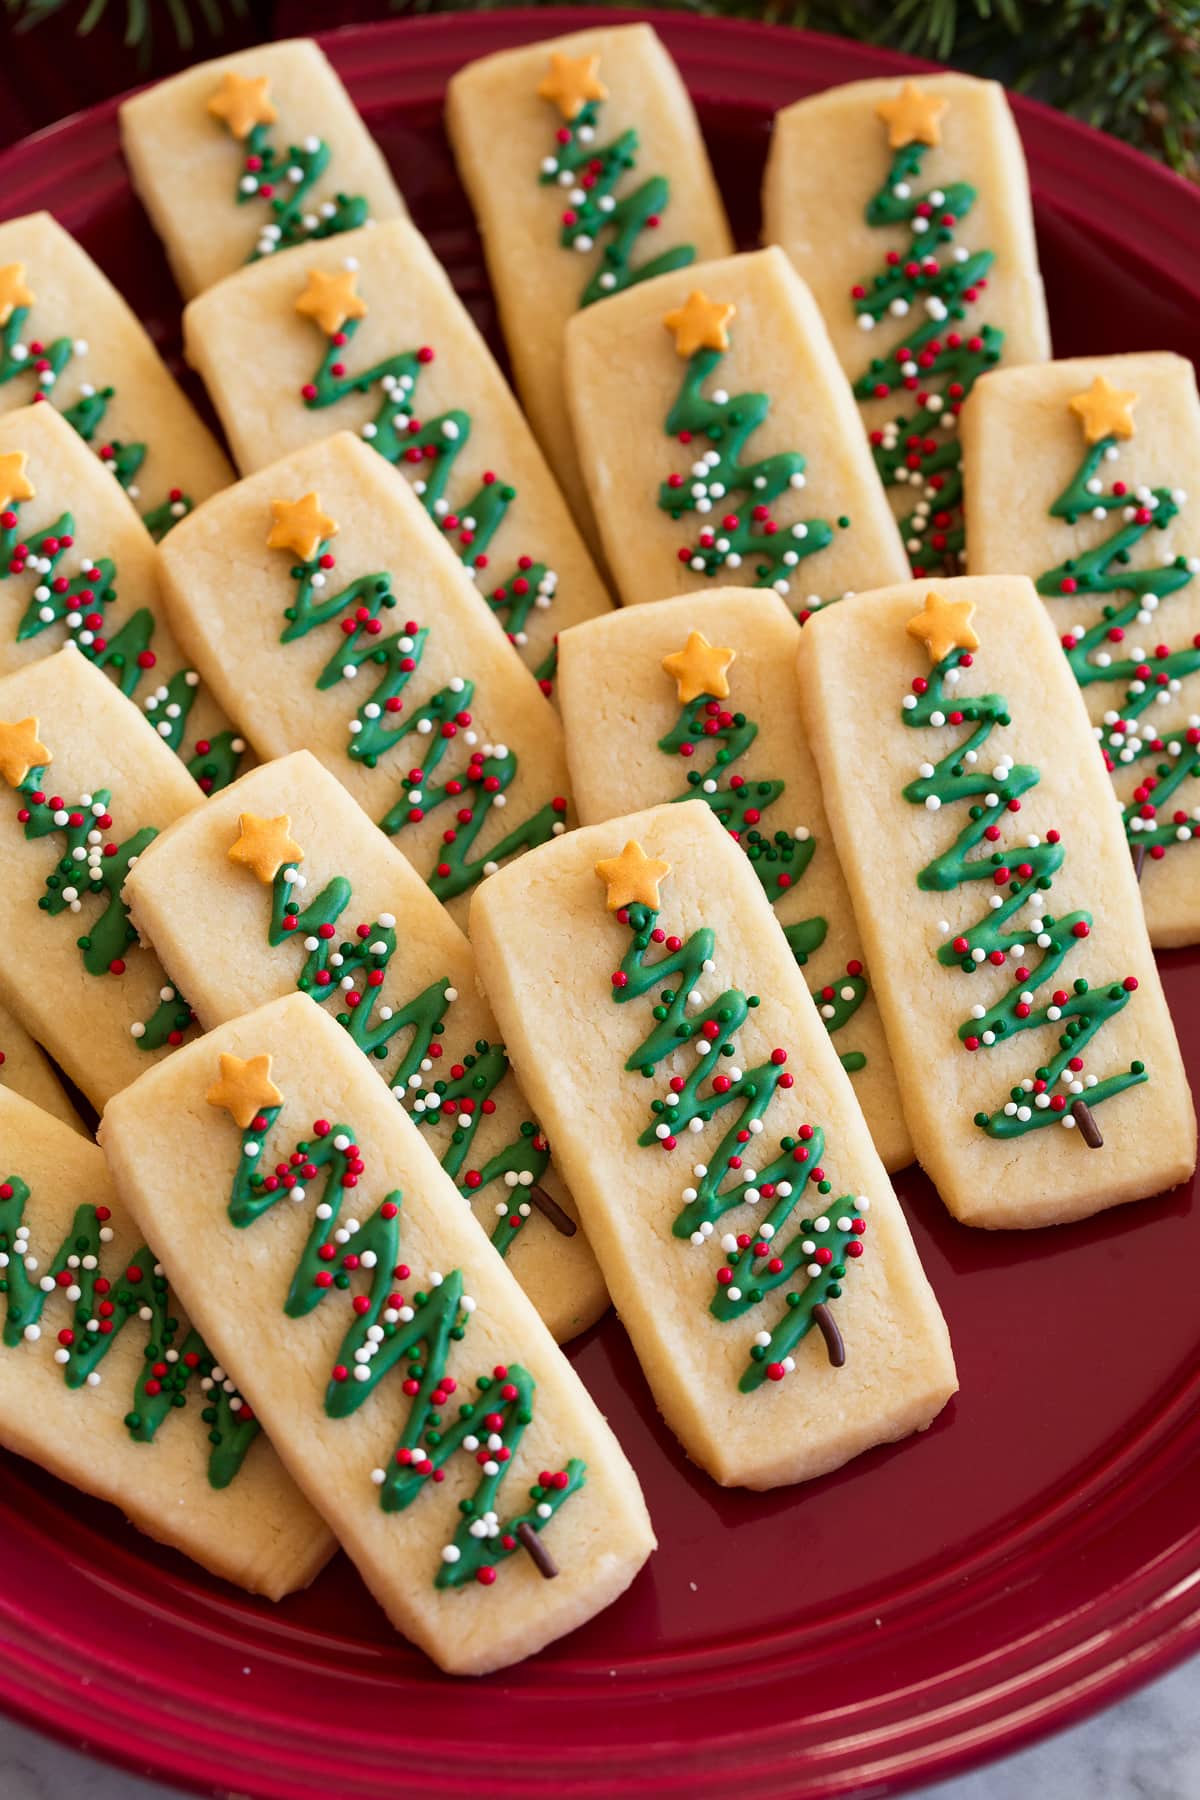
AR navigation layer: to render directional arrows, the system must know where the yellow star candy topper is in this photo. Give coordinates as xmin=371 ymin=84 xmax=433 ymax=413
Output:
xmin=905 ymin=591 xmax=981 ymax=666
xmin=1068 ymin=374 xmax=1139 ymax=444
xmin=0 ymin=450 xmax=35 ymax=513
xmin=228 ymin=813 xmax=304 ymax=885
xmin=0 ymin=264 xmax=35 ymax=330
xmin=661 ymin=630 xmax=736 ymax=705
xmin=875 ymin=81 xmax=948 ymax=150
xmin=0 ymin=716 xmax=51 ymax=788
xmin=295 ymin=266 xmax=368 ymax=338
xmin=537 ymin=52 xmax=608 ymax=121
xmin=267 ymin=492 xmax=339 ymax=562
xmin=206 ymin=1052 xmax=284 ymax=1130
xmin=206 ymin=71 xmax=278 ymax=141
xmin=595 ymin=840 xmax=672 ymax=913
xmin=662 ymin=291 xmax=737 ymax=360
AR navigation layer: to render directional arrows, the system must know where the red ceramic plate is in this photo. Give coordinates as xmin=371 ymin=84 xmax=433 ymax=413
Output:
xmin=0 ymin=12 xmax=1197 ymax=1798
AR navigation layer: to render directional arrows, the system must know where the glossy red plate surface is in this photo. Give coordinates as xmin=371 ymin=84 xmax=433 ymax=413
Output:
xmin=0 ymin=12 xmax=1197 ymax=1798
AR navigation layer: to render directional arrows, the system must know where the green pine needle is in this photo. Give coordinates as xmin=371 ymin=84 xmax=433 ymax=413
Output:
xmin=5 ymin=0 xmax=1198 ymax=176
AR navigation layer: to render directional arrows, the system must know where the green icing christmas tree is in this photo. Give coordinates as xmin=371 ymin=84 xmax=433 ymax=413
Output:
xmin=267 ymin=492 xmax=568 ymax=903
xmin=657 ymin=291 xmax=845 ymax=614
xmin=206 ymin=70 xmax=368 ymax=265
xmin=0 ymin=1174 xmax=257 ymax=1489
xmin=851 ymin=82 xmax=1003 ymax=575
xmin=2 ymin=735 xmax=195 ymax=1052
xmin=0 ymin=263 xmax=193 ymax=541
xmin=657 ymin=628 xmax=868 ymax=1068
xmin=536 ymin=50 xmax=695 ymax=308
xmin=598 ymin=841 xmax=868 ymax=1392
xmin=1034 ymin=376 xmax=1200 ymax=865
xmin=226 ymin=809 xmax=566 ymax=1261
xmin=900 ymin=590 xmax=1146 ymax=1139
xmin=0 ymin=477 xmax=243 ymax=794
xmin=293 ymin=265 xmax=557 ymax=690
xmin=222 ymin=1086 xmax=583 ymax=1587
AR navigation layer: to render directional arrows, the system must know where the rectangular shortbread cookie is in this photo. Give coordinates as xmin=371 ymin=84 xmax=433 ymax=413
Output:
xmin=794 ymin=575 xmax=1196 ymax=1226
xmin=123 ymin=749 xmax=608 ymax=1343
xmin=0 ymin=646 xmax=203 ymax=1107
xmin=962 ymin=353 xmax=1200 ymax=949
xmin=0 ymin=402 xmax=245 ymax=792
xmin=470 ymin=800 xmax=956 ymax=1488
xmin=120 ymin=39 xmax=407 ymax=301
xmin=182 ymin=219 xmax=611 ymax=689
xmin=557 ymin=590 xmax=912 ymax=1169
xmin=565 ymin=246 xmax=909 ymax=612
xmin=156 ymin=431 xmax=573 ymax=927
xmin=446 ymin=24 xmax=733 ymax=528
xmin=0 ymin=213 xmax=232 ymax=539
xmin=0 ymin=998 xmax=80 ymax=1131
xmin=762 ymin=73 xmax=1049 ymax=574
xmin=0 ymin=1086 xmax=333 ymax=1597
xmin=99 ymin=992 xmax=655 ymax=1674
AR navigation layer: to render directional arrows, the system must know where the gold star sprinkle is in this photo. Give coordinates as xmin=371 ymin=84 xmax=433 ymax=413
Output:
xmin=294 ymin=266 xmax=368 ymax=338
xmin=875 ymin=81 xmax=948 ymax=150
xmin=0 ymin=450 xmax=35 ymax=513
xmin=661 ymin=630 xmax=736 ymax=704
xmin=266 ymin=492 xmax=338 ymax=562
xmin=206 ymin=1052 xmax=283 ymax=1130
xmin=537 ymin=52 xmax=608 ymax=122
xmin=1068 ymin=375 xmax=1139 ymax=445
xmin=0 ymin=716 xmax=51 ymax=788
xmin=594 ymin=840 xmax=672 ymax=913
xmin=905 ymin=591 xmax=980 ymax=665
xmin=662 ymin=291 xmax=737 ymax=360
xmin=228 ymin=812 xmax=304 ymax=885
xmin=0 ymin=264 xmax=35 ymax=329
xmin=206 ymin=71 xmax=278 ymax=141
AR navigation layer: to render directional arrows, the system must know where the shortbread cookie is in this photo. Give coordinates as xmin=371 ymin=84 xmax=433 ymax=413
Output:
xmin=123 ymin=750 xmax=607 ymax=1342
xmin=962 ymin=355 xmax=1200 ymax=949
xmin=183 ymin=220 xmax=611 ymax=689
xmin=0 ymin=403 xmax=245 ymax=792
xmin=446 ymin=24 xmax=733 ymax=527
xmin=0 ymin=213 xmax=232 ymax=540
xmin=120 ymin=39 xmax=407 ymax=301
xmin=156 ymin=432 xmax=572 ymax=926
xmin=795 ymin=577 xmax=1196 ymax=1227
xmin=763 ymin=74 xmax=1049 ymax=573
xmin=471 ymin=802 xmax=956 ymax=1488
xmin=565 ymin=248 xmax=908 ymax=611
xmin=0 ymin=999 xmax=80 ymax=1130
xmin=0 ymin=1086 xmax=332 ymax=1596
xmin=0 ymin=646 xmax=203 ymax=1107
xmin=557 ymin=591 xmax=912 ymax=1169
xmin=100 ymin=993 xmax=655 ymax=1674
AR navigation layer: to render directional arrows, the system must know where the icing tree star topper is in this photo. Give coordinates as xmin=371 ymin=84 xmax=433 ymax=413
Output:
xmin=1068 ymin=374 xmax=1139 ymax=444
xmin=206 ymin=1051 xmax=284 ymax=1130
xmin=905 ymin=590 xmax=980 ymax=665
xmin=267 ymin=491 xmax=339 ymax=562
xmin=206 ymin=71 xmax=279 ymax=141
xmin=294 ymin=265 xmax=368 ymax=338
xmin=874 ymin=80 xmax=948 ymax=149
xmin=595 ymin=839 xmax=672 ymax=912
xmin=662 ymin=291 xmax=736 ymax=359
xmin=0 ymin=263 xmax=35 ymax=330
xmin=0 ymin=449 xmax=35 ymax=513
xmin=661 ymin=629 xmax=736 ymax=704
xmin=228 ymin=812 xmax=305 ymax=885
xmin=536 ymin=52 xmax=608 ymax=122
xmin=0 ymin=715 xmax=51 ymax=788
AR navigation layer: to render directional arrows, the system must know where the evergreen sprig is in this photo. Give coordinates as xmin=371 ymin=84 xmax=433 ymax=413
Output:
xmin=5 ymin=0 xmax=1198 ymax=177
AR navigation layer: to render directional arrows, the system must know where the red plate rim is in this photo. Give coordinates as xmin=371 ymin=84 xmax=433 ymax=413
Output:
xmin=0 ymin=13 xmax=1197 ymax=1799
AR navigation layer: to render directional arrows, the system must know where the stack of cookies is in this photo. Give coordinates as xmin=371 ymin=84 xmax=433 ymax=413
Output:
xmin=0 ymin=26 xmax=1194 ymax=1675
